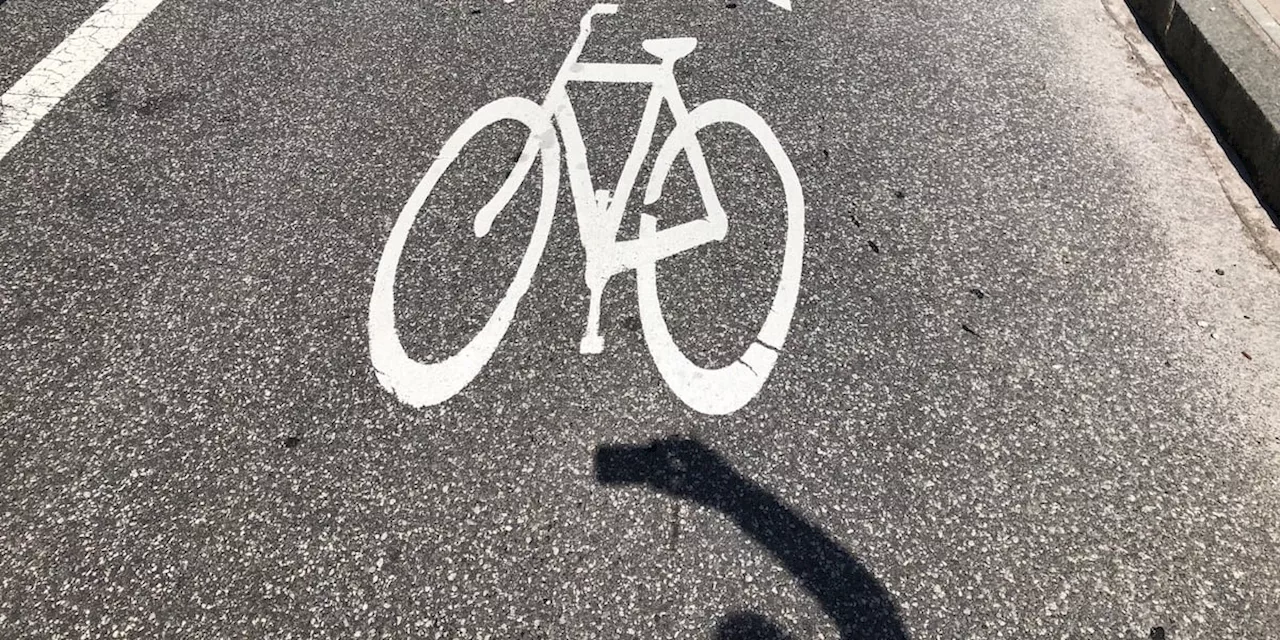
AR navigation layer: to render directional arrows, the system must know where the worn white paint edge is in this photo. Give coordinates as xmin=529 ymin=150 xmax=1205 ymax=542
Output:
xmin=0 ymin=0 xmax=166 ymax=162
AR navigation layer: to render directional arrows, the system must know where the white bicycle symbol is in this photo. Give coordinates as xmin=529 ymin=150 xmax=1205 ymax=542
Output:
xmin=369 ymin=4 xmax=805 ymax=415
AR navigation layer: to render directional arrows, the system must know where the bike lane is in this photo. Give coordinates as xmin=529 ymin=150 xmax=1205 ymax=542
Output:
xmin=2 ymin=0 xmax=1280 ymax=638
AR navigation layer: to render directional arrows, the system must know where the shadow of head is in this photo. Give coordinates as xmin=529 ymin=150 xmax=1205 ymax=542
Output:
xmin=596 ymin=436 xmax=910 ymax=640
xmin=714 ymin=611 xmax=795 ymax=640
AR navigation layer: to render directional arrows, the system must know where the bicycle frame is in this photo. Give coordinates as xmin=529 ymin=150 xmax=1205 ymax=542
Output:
xmin=479 ymin=3 xmax=727 ymax=353
xmin=369 ymin=3 xmax=804 ymax=414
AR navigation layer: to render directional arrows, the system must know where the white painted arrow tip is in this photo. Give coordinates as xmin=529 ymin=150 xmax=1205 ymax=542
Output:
xmin=767 ymin=0 xmax=792 ymax=9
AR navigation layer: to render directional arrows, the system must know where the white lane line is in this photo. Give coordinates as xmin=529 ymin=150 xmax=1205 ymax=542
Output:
xmin=0 ymin=0 xmax=166 ymax=162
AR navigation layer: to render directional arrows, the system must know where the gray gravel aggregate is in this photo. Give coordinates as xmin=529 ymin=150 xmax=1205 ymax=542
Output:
xmin=2 ymin=0 xmax=1280 ymax=638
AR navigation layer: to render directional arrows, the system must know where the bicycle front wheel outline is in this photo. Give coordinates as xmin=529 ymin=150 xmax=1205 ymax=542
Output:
xmin=636 ymin=99 xmax=805 ymax=415
xmin=368 ymin=96 xmax=560 ymax=408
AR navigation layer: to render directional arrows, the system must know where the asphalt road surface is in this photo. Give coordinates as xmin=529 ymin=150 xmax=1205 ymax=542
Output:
xmin=3 ymin=0 xmax=1280 ymax=638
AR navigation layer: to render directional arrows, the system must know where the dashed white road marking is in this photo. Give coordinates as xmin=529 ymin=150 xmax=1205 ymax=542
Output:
xmin=0 ymin=0 xmax=166 ymax=162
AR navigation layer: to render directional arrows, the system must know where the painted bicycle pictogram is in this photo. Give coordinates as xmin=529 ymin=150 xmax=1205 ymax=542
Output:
xmin=369 ymin=4 xmax=805 ymax=415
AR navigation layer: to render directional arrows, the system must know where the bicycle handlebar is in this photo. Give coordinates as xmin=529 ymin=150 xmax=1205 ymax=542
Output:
xmin=580 ymin=3 xmax=619 ymax=31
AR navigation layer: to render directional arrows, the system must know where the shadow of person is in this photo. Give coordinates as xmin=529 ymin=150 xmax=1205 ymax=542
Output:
xmin=713 ymin=611 xmax=796 ymax=639
xmin=595 ymin=437 xmax=909 ymax=640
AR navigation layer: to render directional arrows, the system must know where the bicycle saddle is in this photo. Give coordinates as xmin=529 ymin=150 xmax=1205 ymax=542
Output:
xmin=642 ymin=37 xmax=697 ymax=61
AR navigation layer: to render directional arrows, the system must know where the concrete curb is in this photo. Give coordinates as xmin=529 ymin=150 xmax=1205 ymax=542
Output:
xmin=1127 ymin=0 xmax=1280 ymax=217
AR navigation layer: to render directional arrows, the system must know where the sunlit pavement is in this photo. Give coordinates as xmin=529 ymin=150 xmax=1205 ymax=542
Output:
xmin=2 ymin=1 xmax=1280 ymax=637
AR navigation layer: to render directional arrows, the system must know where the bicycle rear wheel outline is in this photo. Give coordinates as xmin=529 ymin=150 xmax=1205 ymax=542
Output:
xmin=368 ymin=97 xmax=560 ymax=408
xmin=637 ymin=99 xmax=805 ymax=415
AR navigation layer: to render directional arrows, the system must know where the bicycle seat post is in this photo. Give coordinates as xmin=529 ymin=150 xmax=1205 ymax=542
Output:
xmin=640 ymin=38 xmax=697 ymax=63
